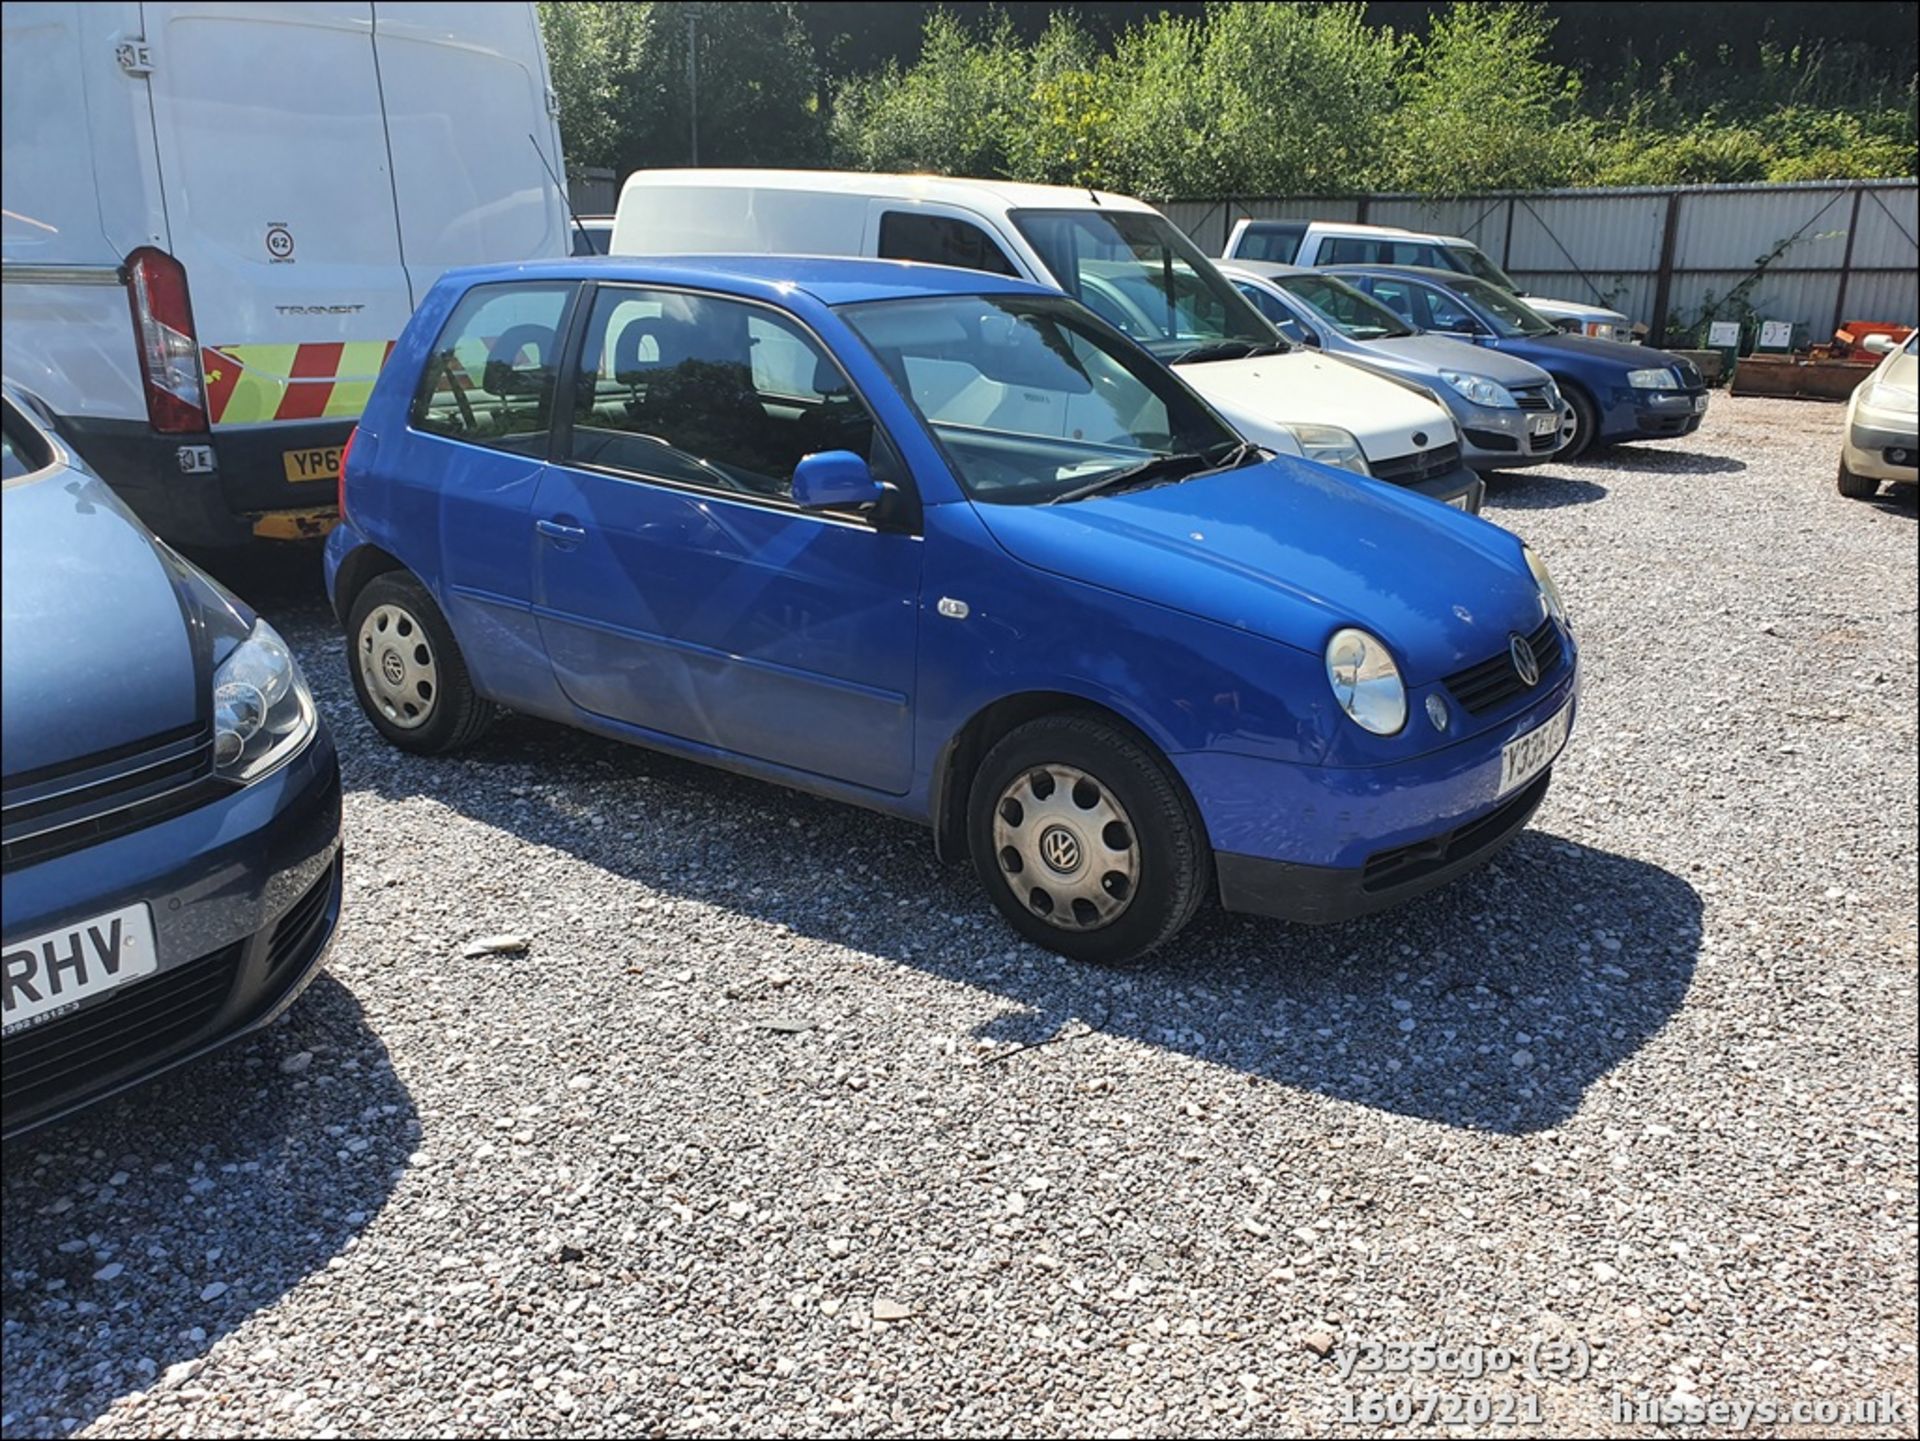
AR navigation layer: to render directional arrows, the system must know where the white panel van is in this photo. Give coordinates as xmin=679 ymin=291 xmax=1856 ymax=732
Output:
xmin=610 ymin=170 xmax=1485 ymax=512
xmin=1 ymin=1 xmax=570 ymax=546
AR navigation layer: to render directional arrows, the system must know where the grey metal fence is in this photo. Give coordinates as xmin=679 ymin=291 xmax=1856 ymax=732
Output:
xmin=1162 ymin=179 xmax=1918 ymax=345
xmin=568 ymin=167 xmax=618 ymax=216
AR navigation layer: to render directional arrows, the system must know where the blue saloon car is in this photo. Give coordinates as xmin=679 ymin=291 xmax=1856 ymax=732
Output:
xmin=2 ymin=385 xmax=342 ymax=1136
xmin=325 ymin=257 xmax=1579 ymax=964
xmin=1325 ymin=265 xmax=1709 ymax=458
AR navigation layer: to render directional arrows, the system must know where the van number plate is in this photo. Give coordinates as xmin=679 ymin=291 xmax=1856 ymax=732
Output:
xmin=283 ymin=446 xmax=343 ymax=484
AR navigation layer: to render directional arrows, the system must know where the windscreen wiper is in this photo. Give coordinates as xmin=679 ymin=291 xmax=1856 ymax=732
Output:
xmin=1168 ymin=339 xmax=1258 ymax=365
xmin=1046 ymin=452 xmax=1211 ymax=505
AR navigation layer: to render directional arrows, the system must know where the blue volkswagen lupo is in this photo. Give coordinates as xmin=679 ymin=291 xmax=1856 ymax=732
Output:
xmin=325 ymin=258 xmax=1579 ymax=965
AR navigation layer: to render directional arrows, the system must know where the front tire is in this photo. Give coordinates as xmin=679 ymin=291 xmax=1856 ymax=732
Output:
xmin=967 ymin=714 xmax=1208 ymax=965
xmin=1559 ymin=387 xmax=1599 ymax=460
xmin=346 ymin=572 xmax=495 ymax=754
xmin=1836 ymin=458 xmax=1880 ymax=499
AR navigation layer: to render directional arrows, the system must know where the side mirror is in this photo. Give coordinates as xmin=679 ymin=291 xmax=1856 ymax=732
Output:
xmin=793 ymin=450 xmax=885 ymax=512
xmin=1300 ymin=326 xmax=1322 ymax=349
xmin=1862 ymin=333 xmax=1897 ymax=356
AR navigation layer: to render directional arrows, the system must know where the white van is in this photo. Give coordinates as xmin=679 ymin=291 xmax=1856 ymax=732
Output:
xmin=610 ymin=170 xmax=1484 ymax=511
xmin=1 ymin=1 xmax=570 ymax=546
xmin=1223 ymin=219 xmax=1634 ymax=342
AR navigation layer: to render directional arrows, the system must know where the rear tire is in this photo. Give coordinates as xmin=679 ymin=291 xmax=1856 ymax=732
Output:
xmin=1836 ymin=459 xmax=1880 ymax=499
xmin=967 ymin=713 xmax=1208 ymax=966
xmin=1559 ymin=387 xmax=1599 ymax=460
xmin=346 ymin=572 xmax=495 ymax=754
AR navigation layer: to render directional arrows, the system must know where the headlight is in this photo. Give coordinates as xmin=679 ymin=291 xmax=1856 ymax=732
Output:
xmin=213 ymin=619 xmax=316 ymax=782
xmin=1285 ymin=423 xmax=1369 ymax=475
xmin=1324 ymin=627 xmax=1407 ymax=735
xmin=1439 ymin=370 xmax=1519 ymax=408
xmin=1867 ymin=381 xmax=1915 ymax=412
xmin=1585 ymin=322 xmax=1615 ymax=340
xmin=1627 ymin=367 xmax=1678 ymax=390
xmin=1524 ymin=546 xmax=1569 ymax=627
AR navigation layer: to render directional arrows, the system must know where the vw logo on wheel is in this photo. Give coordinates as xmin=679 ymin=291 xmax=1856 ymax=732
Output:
xmin=381 ymin=649 xmax=407 ymax=686
xmin=1509 ymin=633 xmax=1540 ymax=687
xmin=1039 ymin=825 xmax=1083 ymax=874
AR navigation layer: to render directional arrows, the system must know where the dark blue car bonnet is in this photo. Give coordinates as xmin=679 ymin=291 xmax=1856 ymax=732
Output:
xmin=1 ymin=471 xmax=208 ymax=779
xmin=969 ymin=456 xmax=1548 ymax=684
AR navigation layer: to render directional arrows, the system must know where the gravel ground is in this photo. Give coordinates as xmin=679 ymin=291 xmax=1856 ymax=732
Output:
xmin=3 ymin=394 xmax=1915 ymax=1439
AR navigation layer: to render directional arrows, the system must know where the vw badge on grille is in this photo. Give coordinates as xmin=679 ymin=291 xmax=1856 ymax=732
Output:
xmin=1509 ymin=633 xmax=1540 ymax=687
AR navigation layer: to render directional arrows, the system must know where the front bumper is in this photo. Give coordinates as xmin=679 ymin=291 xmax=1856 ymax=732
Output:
xmin=1844 ymin=411 xmax=1919 ymax=482
xmin=1 ymin=727 xmax=343 ymax=1137
xmin=1217 ymin=770 xmax=1552 ymax=923
xmin=1605 ymin=388 xmax=1709 ymax=443
xmin=1451 ymin=400 xmax=1566 ymax=471
xmin=1178 ymin=656 xmax=1577 ymax=923
xmin=1394 ymin=461 xmax=1486 ymax=513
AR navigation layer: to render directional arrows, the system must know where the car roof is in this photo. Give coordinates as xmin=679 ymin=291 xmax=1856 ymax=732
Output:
xmin=1216 ymin=259 xmax=1314 ymax=280
xmin=1322 ymin=263 xmax=1476 ymax=285
xmin=619 ymin=168 xmax=1161 ymax=216
xmin=445 ymin=253 xmax=1060 ymax=308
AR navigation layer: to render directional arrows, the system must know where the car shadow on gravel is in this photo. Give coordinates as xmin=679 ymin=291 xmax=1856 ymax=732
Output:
xmin=1481 ymin=472 xmax=1609 ymax=509
xmin=346 ymin=704 xmax=1700 ymax=1140
xmin=1583 ymin=446 xmax=1746 ymax=475
xmin=0 ymin=974 xmax=414 ymax=1434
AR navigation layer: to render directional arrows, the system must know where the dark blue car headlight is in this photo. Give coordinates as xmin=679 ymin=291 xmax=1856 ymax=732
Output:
xmin=213 ymin=619 xmax=316 ymax=782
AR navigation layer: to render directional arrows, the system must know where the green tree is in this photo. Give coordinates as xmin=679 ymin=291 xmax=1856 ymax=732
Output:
xmin=828 ymin=12 xmax=1031 ymax=177
xmin=1392 ymin=4 xmax=1586 ymax=193
xmin=538 ymin=2 xmax=823 ymax=174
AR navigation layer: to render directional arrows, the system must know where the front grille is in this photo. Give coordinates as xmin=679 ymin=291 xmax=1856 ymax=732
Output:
xmin=3 ymin=723 xmax=219 ymax=871
xmin=1371 ymin=442 xmax=1462 ymax=487
xmin=1 ymin=943 xmax=241 ymax=1126
xmin=268 ymin=859 xmax=339 ymax=976
xmin=1511 ymin=387 xmax=1555 ymax=411
xmin=1675 ymin=360 xmax=1702 ymax=388
xmin=1442 ymin=616 xmax=1565 ymax=716
xmin=1362 ymin=773 xmax=1551 ymax=893
xmin=1528 ymin=428 xmax=1561 ymax=453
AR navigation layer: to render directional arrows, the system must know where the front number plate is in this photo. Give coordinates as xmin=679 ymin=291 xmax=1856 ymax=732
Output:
xmin=1498 ymin=703 xmax=1571 ymax=798
xmin=1691 ymin=394 xmax=1709 ymax=415
xmin=283 ymin=445 xmax=342 ymax=484
xmin=3 ymin=903 xmax=158 ymax=1035
xmin=1530 ymin=414 xmax=1560 ymax=437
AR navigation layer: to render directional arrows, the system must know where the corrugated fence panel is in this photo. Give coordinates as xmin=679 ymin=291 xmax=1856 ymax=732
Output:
xmin=1165 ymin=181 xmax=1918 ymax=334
xmin=1673 ymin=186 xmax=1855 ymax=271
xmin=1849 ymin=182 xmax=1919 ymax=268
xmin=1841 ymin=268 xmax=1920 ymax=326
xmin=1508 ymin=193 xmax=1667 ymax=274
xmin=568 ymin=168 xmax=617 ymax=216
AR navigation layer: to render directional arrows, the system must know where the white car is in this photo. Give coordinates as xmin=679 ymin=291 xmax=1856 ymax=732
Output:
xmin=1 ymin=1 xmax=571 ymax=547
xmin=1224 ymin=219 xmax=1634 ymax=342
xmin=611 ymin=170 xmax=1486 ymax=511
xmin=1838 ymin=331 xmax=1918 ymax=499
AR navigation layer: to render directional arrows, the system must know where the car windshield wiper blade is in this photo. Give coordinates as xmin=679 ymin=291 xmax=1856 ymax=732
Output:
xmin=1243 ymin=341 xmax=1291 ymax=357
xmin=1047 ymin=452 xmax=1211 ymax=505
xmin=1168 ymin=339 xmax=1258 ymax=364
xmin=1196 ymin=440 xmax=1267 ymax=475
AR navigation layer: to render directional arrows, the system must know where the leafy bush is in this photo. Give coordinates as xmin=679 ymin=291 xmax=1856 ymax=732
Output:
xmin=540 ymin=1 xmax=1917 ymax=197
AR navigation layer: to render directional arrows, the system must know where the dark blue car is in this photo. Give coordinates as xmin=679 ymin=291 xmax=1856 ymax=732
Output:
xmin=326 ymin=256 xmax=1580 ymax=964
xmin=1 ymin=386 xmax=342 ymax=1137
xmin=1326 ymin=265 xmax=1709 ymax=458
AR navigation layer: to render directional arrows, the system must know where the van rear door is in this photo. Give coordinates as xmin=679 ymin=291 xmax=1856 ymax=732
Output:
xmin=141 ymin=1 xmax=414 ymax=516
xmin=371 ymin=1 xmax=568 ymax=301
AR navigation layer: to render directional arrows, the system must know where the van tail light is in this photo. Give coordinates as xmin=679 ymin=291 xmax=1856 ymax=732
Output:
xmin=337 ymin=425 xmax=358 ymax=521
xmin=125 ymin=247 xmax=207 ymax=434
